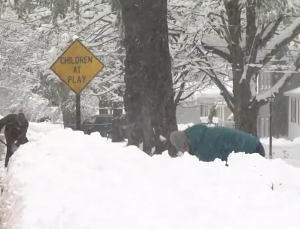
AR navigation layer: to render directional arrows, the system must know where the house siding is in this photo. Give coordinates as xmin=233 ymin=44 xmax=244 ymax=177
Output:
xmin=258 ymin=69 xmax=300 ymax=138
xmin=176 ymin=95 xmax=232 ymax=125
xmin=257 ymin=71 xmax=272 ymax=138
xmin=288 ymin=96 xmax=300 ymax=140
xmin=176 ymin=106 xmax=200 ymax=124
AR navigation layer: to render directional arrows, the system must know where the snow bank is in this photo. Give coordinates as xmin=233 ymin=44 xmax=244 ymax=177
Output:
xmin=260 ymin=137 xmax=300 ymax=168
xmin=261 ymin=136 xmax=300 ymax=147
xmin=0 ymin=127 xmax=300 ymax=229
xmin=177 ymin=123 xmax=193 ymax=130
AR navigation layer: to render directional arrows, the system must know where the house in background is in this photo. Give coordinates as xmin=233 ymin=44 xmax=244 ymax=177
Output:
xmin=176 ymin=86 xmax=233 ymax=127
xmin=177 ymin=70 xmax=300 ymax=139
xmin=257 ymin=70 xmax=272 ymax=138
xmin=257 ymin=61 xmax=300 ymax=139
xmin=284 ymin=87 xmax=300 ymax=140
xmin=176 ymin=104 xmax=201 ymax=124
xmin=177 ymin=59 xmax=300 ymax=139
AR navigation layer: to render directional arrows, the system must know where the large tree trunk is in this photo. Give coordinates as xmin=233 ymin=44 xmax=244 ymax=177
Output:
xmin=119 ymin=0 xmax=144 ymax=147
xmin=232 ymin=64 xmax=260 ymax=136
xmin=161 ymin=95 xmax=178 ymax=157
xmin=221 ymin=0 xmax=261 ymax=136
xmin=120 ymin=0 xmax=177 ymax=156
xmin=234 ymin=102 xmax=259 ymax=136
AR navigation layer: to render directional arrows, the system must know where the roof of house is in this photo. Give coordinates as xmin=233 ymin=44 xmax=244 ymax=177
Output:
xmin=193 ymin=86 xmax=233 ymax=100
xmin=284 ymin=87 xmax=300 ymax=97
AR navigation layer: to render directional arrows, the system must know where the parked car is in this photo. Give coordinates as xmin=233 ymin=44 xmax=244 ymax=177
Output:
xmin=66 ymin=114 xmax=113 ymax=137
xmin=37 ymin=116 xmax=51 ymax=123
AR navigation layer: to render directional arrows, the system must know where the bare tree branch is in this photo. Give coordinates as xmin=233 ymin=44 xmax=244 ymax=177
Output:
xmin=178 ymin=83 xmax=202 ymax=102
xmin=174 ymin=69 xmax=189 ymax=84
xmin=201 ymin=42 xmax=232 ymax=62
xmin=174 ymin=82 xmax=186 ymax=105
xmin=194 ymin=46 xmax=234 ymax=109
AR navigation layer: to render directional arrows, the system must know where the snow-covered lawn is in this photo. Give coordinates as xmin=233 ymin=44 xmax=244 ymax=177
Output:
xmin=0 ymin=122 xmax=300 ymax=229
xmin=260 ymin=137 xmax=300 ymax=167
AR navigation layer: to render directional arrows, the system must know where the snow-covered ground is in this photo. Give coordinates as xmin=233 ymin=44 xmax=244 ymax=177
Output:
xmin=0 ymin=122 xmax=300 ymax=229
xmin=260 ymin=137 xmax=300 ymax=168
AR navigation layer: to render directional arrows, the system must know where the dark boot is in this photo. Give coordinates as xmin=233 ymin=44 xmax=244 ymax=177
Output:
xmin=255 ymin=142 xmax=265 ymax=157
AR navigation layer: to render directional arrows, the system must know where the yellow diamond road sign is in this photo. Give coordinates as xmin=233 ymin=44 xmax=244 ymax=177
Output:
xmin=50 ymin=39 xmax=104 ymax=94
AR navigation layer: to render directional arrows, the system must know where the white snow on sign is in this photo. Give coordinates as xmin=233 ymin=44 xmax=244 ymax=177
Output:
xmin=0 ymin=123 xmax=300 ymax=229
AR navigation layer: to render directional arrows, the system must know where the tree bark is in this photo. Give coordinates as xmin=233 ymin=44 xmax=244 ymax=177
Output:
xmin=161 ymin=95 xmax=178 ymax=157
xmin=223 ymin=0 xmax=261 ymax=135
xmin=119 ymin=0 xmax=144 ymax=147
xmin=120 ymin=0 xmax=177 ymax=156
xmin=232 ymin=68 xmax=260 ymax=136
xmin=234 ymin=103 xmax=259 ymax=136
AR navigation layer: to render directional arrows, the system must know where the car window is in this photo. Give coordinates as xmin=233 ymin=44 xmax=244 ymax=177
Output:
xmin=85 ymin=117 xmax=96 ymax=124
xmin=95 ymin=117 xmax=113 ymax=124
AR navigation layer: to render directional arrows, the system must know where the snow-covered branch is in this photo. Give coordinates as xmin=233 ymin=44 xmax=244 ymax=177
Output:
xmin=80 ymin=11 xmax=113 ymax=31
xmin=201 ymin=34 xmax=231 ymax=62
xmin=256 ymin=55 xmax=300 ymax=102
xmin=178 ymin=83 xmax=202 ymax=102
xmin=174 ymin=69 xmax=189 ymax=84
xmin=245 ymin=0 xmax=257 ymax=54
xmin=260 ymin=17 xmax=300 ymax=65
xmin=191 ymin=45 xmax=234 ymax=110
xmin=174 ymin=82 xmax=186 ymax=105
xmin=84 ymin=37 xmax=120 ymax=48
xmin=259 ymin=16 xmax=283 ymax=49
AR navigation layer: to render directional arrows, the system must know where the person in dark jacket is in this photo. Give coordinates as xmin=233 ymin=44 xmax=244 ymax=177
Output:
xmin=170 ymin=124 xmax=265 ymax=165
xmin=0 ymin=113 xmax=29 ymax=167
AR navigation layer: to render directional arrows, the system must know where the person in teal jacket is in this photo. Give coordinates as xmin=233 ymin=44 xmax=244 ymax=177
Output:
xmin=170 ymin=124 xmax=265 ymax=165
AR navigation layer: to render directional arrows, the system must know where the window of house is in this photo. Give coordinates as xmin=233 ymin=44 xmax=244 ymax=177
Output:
xmin=199 ymin=105 xmax=203 ymax=116
xmin=291 ymin=98 xmax=297 ymax=123
xmin=265 ymin=118 xmax=269 ymax=137
xmin=257 ymin=116 xmax=261 ymax=137
xmin=266 ymin=73 xmax=274 ymax=89
xmin=258 ymin=72 xmax=274 ymax=90
xmin=219 ymin=107 xmax=223 ymax=120
xmin=264 ymin=74 xmax=269 ymax=89
xmin=265 ymin=74 xmax=273 ymax=89
xmin=199 ymin=104 xmax=208 ymax=117
xmin=204 ymin=105 xmax=209 ymax=116
xmin=298 ymin=98 xmax=300 ymax=125
xmin=261 ymin=74 xmax=264 ymax=89
xmin=259 ymin=74 xmax=263 ymax=90
xmin=261 ymin=118 xmax=265 ymax=137
xmin=217 ymin=106 xmax=221 ymax=120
